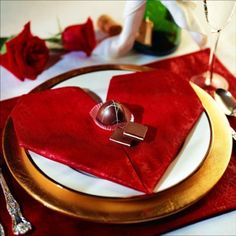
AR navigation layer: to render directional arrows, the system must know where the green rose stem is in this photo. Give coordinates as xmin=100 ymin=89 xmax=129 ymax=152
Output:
xmin=44 ymin=33 xmax=64 ymax=51
xmin=0 ymin=36 xmax=14 ymax=54
xmin=0 ymin=17 xmax=64 ymax=54
xmin=0 ymin=33 xmax=64 ymax=54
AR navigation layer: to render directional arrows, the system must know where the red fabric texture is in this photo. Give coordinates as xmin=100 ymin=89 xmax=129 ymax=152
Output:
xmin=107 ymin=71 xmax=203 ymax=192
xmin=10 ymin=87 xmax=144 ymax=192
xmin=0 ymin=49 xmax=236 ymax=236
xmin=10 ymin=70 xmax=202 ymax=193
xmin=0 ymin=22 xmax=49 ymax=81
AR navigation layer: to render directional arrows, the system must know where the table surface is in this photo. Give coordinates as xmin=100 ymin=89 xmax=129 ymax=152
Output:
xmin=1 ymin=1 xmax=236 ymax=235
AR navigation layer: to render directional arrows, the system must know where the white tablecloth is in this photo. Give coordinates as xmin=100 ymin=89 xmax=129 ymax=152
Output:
xmin=1 ymin=1 xmax=236 ymax=235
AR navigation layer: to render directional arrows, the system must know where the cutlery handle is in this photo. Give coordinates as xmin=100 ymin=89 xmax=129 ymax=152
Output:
xmin=231 ymin=127 xmax=236 ymax=141
xmin=0 ymin=223 xmax=5 ymax=236
xmin=0 ymin=169 xmax=32 ymax=235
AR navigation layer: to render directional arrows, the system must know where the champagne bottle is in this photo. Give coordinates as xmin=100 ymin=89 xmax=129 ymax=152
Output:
xmin=134 ymin=0 xmax=181 ymax=56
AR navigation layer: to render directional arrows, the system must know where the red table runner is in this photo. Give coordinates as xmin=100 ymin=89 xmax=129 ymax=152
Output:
xmin=0 ymin=49 xmax=235 ymax=236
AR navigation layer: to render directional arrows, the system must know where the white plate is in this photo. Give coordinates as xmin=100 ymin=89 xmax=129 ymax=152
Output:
xmin=29 ymin=70 xmax=211 ymax=197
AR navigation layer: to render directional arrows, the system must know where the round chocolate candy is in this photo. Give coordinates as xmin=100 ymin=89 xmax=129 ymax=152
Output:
xmin=96 ymin=100 xmax=126 ymax=126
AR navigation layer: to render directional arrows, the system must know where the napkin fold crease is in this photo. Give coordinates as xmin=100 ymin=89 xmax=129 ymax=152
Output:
xmin=107 ymin=70 xmax=203 ymax=192
xmin=11 ymin=87 xmax=146 ymax=192
xmin=10 ymin=70 xmax=203 ymax=193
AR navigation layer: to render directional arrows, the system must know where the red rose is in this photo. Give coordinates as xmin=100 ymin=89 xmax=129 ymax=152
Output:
xmin=62 ymin=17 xmax=96 ymax=56
xmin=0 ymin=22 xmax=49 ymax=81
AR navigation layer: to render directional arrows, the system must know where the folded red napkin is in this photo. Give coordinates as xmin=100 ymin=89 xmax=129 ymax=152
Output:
xmin=10 ymin=70 xmax=203 ymax=194
xmin=107 ymin=70 xmax=203 ymax=192
xmin=11 ymin=87 xmax=145 ymax=192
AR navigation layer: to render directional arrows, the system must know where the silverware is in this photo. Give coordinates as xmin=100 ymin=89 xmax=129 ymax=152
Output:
xmin=214 ymin=88 xmax=236 ymax=117
xmin=0 ymin=223 xmax=5 ymax=236
xmin=230 ymin=127 xmax=236 ymax=140
xmin=0 ymin=167 xmax=32 ymax=235
xmin=214 ymin=88 xmax=236 ymax=140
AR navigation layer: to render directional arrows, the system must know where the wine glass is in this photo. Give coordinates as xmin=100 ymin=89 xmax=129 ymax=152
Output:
xmin=191 ymin=0 xmax=236 ymax=90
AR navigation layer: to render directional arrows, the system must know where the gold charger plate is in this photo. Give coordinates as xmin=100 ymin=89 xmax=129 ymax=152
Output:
xmin=2 ymin=64 xmax=232 ymax=223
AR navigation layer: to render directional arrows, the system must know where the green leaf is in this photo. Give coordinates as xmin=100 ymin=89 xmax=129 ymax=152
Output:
xmin=0 ymin=37 xmax=9 ymax=53
xmin=0 ymin=35 xmax=16 ymax=54
xmin=45 ymin=37 xmax=62 ymax=44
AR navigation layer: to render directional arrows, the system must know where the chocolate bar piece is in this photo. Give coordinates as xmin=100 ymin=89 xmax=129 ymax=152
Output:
xmin=123 ymin=122 xmax=148 ymax=141
xmin=110 ymin=128 xmax=133 ymax=147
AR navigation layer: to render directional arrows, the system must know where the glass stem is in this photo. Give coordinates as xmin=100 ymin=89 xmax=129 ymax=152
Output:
xmin=207 ymin=29 xmax=221 ymax=86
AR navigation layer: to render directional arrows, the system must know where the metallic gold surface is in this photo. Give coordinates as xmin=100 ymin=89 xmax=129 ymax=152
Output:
xmin=136 ymin=19 xmax=154 ymax=46
xmin=2 ymin=64 xmax=232 ymax=223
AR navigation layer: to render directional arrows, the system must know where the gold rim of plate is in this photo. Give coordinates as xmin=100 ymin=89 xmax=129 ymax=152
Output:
xmin=2 ymin=64 xmax=232 ymax=224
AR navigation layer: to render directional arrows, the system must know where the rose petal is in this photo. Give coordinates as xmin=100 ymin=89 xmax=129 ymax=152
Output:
xmin=1 ymin=22 xmax=49 ymax=81
xmin=62 ymin=17 xmax=96 ymax=56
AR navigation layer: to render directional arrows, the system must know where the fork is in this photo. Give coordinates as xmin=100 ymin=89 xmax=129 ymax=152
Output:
xmin=0 ymin=167 xmax=32 ymax=235
xmin=0 ymin=223 xmax=5 ymax=236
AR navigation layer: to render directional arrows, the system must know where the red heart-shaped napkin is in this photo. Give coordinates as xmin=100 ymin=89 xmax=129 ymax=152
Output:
xmin=11 ymin=87 xmax=145 ymax=192
xmin=107 ymin=70 xmax=204 ymax=192
xmin=11 ymin=70 xmax=203 ymax=194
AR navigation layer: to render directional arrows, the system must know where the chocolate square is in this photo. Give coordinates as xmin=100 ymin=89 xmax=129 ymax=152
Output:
xmin=123 ymin=122 xmax=148 ymax=141
xmin=109 ymin=128 xmax=134 ymax=147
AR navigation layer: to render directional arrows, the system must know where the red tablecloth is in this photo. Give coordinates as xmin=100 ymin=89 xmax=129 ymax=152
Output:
xmin=0 ymin=49 xmax=235 ymax=236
